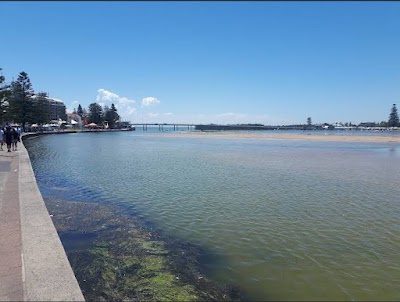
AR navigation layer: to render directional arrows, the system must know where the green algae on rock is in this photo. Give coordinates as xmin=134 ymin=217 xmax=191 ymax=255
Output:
xmin=45 ymin=199 xmax=242 ymax=301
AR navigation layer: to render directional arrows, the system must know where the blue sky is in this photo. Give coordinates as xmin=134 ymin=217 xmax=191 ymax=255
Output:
xmin=1 ymin=1 xmax=399 ymax=125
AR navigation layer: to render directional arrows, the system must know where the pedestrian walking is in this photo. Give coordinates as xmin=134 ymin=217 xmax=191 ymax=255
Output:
xmin=5 ymin=126 xmax=12 ymax=152
xmin=12 ymin=127 xmax=19 ymax=151
xmin=0 ymin=128 xmax=4 ymax=151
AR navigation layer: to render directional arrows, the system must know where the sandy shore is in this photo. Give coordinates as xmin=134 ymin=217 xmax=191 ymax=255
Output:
xmin=156 ymin=131 xmax=400 ymax=143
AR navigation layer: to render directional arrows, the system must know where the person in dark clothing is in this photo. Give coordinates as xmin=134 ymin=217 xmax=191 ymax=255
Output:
xmin=5 ymin=126 xmax=12 ymax=152
xmin=12 ymin=127 xmax=19 ymax=151
xmin=0 ymin=128 xmax=4 ymax=151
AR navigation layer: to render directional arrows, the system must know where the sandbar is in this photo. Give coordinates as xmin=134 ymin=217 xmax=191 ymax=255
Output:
xmin=154 ymin=131 xmax=400 ymax=144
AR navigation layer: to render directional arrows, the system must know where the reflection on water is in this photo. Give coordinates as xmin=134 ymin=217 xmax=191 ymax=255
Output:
xmin=24 ymin=132 xmax=400 ymax=301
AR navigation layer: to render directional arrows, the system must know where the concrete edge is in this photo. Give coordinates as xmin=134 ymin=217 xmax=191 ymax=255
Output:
xmin=19 ymin=134 xmax=85 ymax=301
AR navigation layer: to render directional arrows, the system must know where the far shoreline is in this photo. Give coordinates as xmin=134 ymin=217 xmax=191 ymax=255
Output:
xmin=154 ymin=131 xmax=400 ymax=144
xmin=23 ymin=128 xmax=400 ymax=144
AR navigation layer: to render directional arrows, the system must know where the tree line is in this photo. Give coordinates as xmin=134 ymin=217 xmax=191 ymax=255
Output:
xmin=2 ymin=68 xmax=399 ymax=130
xmin=0 ymin=69 xmax=54 ymax=131
xmin=0 ymin=68 xmax=122 ymax=130
xmin=72 ymin=102 xmax=120 ymax=128
xmin=306 ymin=104 xmax=399 ymax=128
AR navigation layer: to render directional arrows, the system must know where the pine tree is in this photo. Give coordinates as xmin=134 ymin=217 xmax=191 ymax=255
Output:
xmin=0 ymin=68 xmax=11 ymax=124
xmin=88 ymin=102 xmax=103 ymax=124
xmin=77 ymin=104 xmax=83 ymax=117
xmin=388 ymin=104 xmax=399 ymax=127
xmin=105 ymin=103 xmax=120 ymax=128
xmin=9 ymin=71 xmax=34 ymax=131
xmin=102 ymin=104 xmax=120 ymax=128
xmin=103 ymin=105 xmax=110 ymax=126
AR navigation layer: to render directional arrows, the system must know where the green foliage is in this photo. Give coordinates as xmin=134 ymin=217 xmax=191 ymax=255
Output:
xmin=88 ymin=102 xmax=104 ymax=124
xmin=0 ymin=68 xmax=11 ymax=123
xmin=77 ymin=104 xmax=83 ymax=117
xmin=8 ymin=71 xmax=35 ymax=130
xmin=32 ymin=92 xmax=50 ymax=125
xmin=388 ymin=104 xmax=399 ymax=127
xmin=104 ymin=103 xmax=120 ymax=128
xmin=87 ymin=102 xmax=120 ymax=127
xmin=307 ymin=117 xmax=312 ymax=126
xmin=103 ymin=105 xmax=109 ymax=120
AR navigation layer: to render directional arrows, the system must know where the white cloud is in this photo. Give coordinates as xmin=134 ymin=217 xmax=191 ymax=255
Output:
xmin=96 ymin=88 xmax=135 ymax=105
xmin=142 ymin=97 xmax=160 ymax=107
xmin=96 ymin=89 xmax=117 ymax=102
xmin=127 ymin=108 xmax=137 ymax=115
xmin=96 ymin=88 xmax=136 ymax=121
xmin=118 ymin=98 xmax=135 ymax=105
xmin=66 ymin=100 xmax=79 ymax=114
xmin=68 ymin=89 xmax=292 ymax=125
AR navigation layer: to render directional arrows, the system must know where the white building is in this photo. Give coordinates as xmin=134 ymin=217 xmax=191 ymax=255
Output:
xmin=30 ymin=95 xmax=67 ymax=121
xmin=66 ymin=113 xmax=83 ymax=129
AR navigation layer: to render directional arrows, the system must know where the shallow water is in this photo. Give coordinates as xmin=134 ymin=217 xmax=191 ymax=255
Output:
xmin=24 ymin=131 xmax=400 ymax=301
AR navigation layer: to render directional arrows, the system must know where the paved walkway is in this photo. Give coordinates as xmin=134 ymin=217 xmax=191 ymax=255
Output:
xmin=0 ymin=150 xmax=23 ymax=301
xmin=0 ymin=137 xmax=84 ymax=301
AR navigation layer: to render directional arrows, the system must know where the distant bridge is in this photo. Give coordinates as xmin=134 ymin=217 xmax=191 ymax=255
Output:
xmin=130 ymin=123 xmax=317 ymax=131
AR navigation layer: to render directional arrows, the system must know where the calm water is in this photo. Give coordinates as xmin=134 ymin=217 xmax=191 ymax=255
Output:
xmin=24 ymin=131 xmax=400 ymax=301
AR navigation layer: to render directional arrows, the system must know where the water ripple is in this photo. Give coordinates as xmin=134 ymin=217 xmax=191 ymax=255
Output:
xmin=24 ymin=133 xmax=400 ymax=301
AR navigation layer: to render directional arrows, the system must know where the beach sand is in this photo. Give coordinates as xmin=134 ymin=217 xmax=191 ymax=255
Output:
xmin=156 ymin=131 xmax=400 ymax=144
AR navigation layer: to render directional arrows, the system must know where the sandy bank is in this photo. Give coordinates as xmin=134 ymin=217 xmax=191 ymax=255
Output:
xmin=157 ymin=131 xmax=400 ymax=143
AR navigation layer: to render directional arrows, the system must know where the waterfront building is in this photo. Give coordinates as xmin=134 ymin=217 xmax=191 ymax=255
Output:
xmin=66 ymin=113 xmax=83 ymax=129
xmin=48 ymin=97 xmax=67 ymax=121
xmin=30 ymin=95 xmax=67 ymax=122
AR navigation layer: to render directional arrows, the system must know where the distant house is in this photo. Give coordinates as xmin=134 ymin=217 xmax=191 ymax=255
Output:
xmin=66 ymin=113 xmax=83 ymax=129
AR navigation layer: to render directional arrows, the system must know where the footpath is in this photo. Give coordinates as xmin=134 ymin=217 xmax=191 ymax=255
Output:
xmin=0 ymin=136 xmax=84 ymax=301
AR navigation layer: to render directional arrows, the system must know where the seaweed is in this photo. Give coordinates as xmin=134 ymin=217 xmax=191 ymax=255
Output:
xmin=45 ymin=198 xmax=243 ymax=301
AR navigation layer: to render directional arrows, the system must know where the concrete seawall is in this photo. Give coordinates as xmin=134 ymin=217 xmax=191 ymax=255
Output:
xmin=0 ymin=134 xmax=84 ymax=301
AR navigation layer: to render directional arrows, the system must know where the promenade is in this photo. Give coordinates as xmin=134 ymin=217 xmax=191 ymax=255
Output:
xmin=0 ymin=137 xmax=84 ymax=301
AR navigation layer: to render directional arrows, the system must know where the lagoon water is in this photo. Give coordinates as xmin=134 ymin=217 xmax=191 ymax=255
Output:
xmin=24 ymin=130 xmax=400 ymax=301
